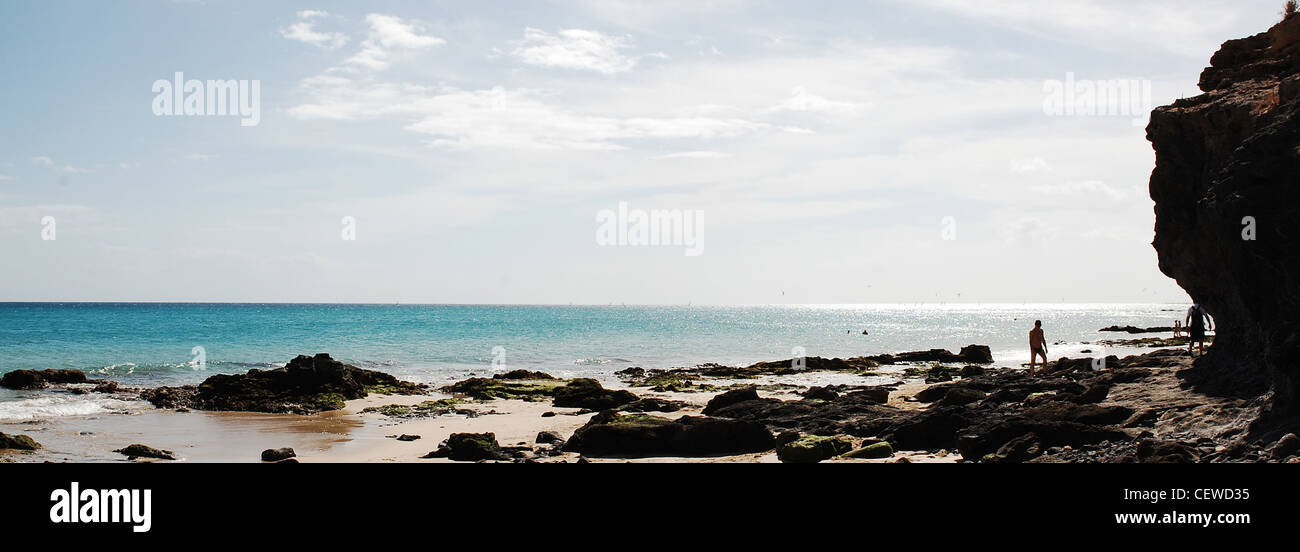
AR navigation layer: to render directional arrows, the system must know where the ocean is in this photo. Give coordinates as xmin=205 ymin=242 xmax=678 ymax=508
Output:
xmin=0 ymin=302 xmax=1186 ymax=388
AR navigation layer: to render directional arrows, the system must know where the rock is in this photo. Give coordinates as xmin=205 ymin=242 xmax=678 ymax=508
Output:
xmin=938 ymin=387 xmax=986 ymax=407
xmin=447 ymin=433 xmax=502 ymax=461
xmin=958 ymin=345 xmax=994 ymax=364
xmin=563 ymin=411 xmax=775 ymax=457
xmin=261 ymin=448 xmax=296 ymax=462
xmin=884 ymin=406 xmax=973 ymax=451
xmin=982 ymin=433 xmax=1042 ymax=463
xmin=776 ymin=435 xmax=854 ymax=463
xmin=441 ymin=377 xmax=563 ymax=401
xmin=618 ymin=397 xmax=687 ymax=413
xmin=703 ymin=390 xmax=910 ymax=439
xmin=92 ymin=381 xmax=121 ymax=393
xmin=433 ymin=433 xmax=503 ymax=461
xmin=1077 ymin=382 xmax=1112 ymax=404
xmin=536 ymin=431 xmax=565 ymax=445
xmin=702 ymin=387 xmax=762 ymax=415
xmin=492 ymin=369 xmax=556 ymax=380
xmin=960 ymin=365 xmax=985 ymax=377
xmin=141 ymin=353 xmax=426 ymax=414
xmin=1148 ymin=15 xmax=1300 ymax=412
xmin=0 ymin=432 xmax=40 ymax=451
xmin=869 ymin=345 xmax=992 ymax=365
xmin=842 ymin=441 xmax=894 ymax=459
xmin=275 ymin=458 xmax=299 ymax=464
xmin=850 ymin=387 xmax=891 ymax=404
xmin=1021 ymin=403 xmax=1134 ymax=425
xmin=114 ymin=444 xmax=175 ymax=460
xmin=802 ymin=386 xmax=840 ymax=401
xmin=672 ymin=416 xmax=778 ymax=456
xmin=957 ymin=415 xmax=1131 ymax=462
xmin=775 ymin=430 xmax=801 ymax=447
xmin=551 ymin=378 xmax=638 ymax=410
xmin=1127 ymin=440 xmax=1200 ymax=463
xmin=1 ymin=369 xmax=88 ymax=390
xmin=613 ymin=367 xmax=645 ymax=379
xmin=541 ymin=411 xmax=556 ymax=417
xmin=914 ymin=384 xmax=955 ymax=403
xmin=1269 ymin=433 xmax=1300 ymax=460
xmin=1099 ymin=325 xmax=1174 ymax=334
xmin=396 ymin=434 xmax=421 ymax=442
xmin=139 ymin=386 xmax=198 ymax=409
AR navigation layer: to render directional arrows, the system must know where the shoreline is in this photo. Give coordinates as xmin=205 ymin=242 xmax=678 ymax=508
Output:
xmin=0 ymin=338 xmax=1259 ymax=464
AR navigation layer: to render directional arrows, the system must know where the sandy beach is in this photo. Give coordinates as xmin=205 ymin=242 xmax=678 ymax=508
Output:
xmin=1 ymin=374 xmax=958 ymax=464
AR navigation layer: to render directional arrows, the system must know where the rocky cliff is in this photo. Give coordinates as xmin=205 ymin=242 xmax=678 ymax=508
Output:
xmin=1148 ymin=14 xmax=1300 ymax=426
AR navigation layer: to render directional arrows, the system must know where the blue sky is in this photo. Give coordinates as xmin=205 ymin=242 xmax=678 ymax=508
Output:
xmin=0 ymin=0 xmax=1282 ymax=303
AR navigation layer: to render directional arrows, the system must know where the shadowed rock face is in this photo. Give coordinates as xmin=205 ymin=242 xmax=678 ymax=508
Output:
xmin=140 ymin=353 xmax=427 ymax=414
xmin=1148 ymin=15 xmax=1300 ymax=419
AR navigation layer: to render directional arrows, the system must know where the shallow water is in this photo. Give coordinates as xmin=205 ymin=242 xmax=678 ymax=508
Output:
xmin=0 ymin=302 xmax=1186 ymax=422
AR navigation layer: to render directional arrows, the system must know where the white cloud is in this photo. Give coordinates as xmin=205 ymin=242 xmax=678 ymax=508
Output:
xmin=344 ymin=14 xmax=444 ymax=71
xmin=280 ymin=11 xmax=349 ymax=49
xmin=511 ymin=28 xmax=638 ymax=74
xmin=767 ymin=86 xmax=866 ymax=114
xmin=184 ymin=153 xmax=219 ymax=161
xmin=290 ymin=79 xmax=795 ymax=150
xmin=1009 ymin=157 xmax=1050 ymax=174
xmin=653 ymin=151 xmax=732 ymax=160
xmin=31 ymin=156 xmax=87 ymax=174
xmin=1030 ymin=179 xmax=1131 ymax=200
xmin=366 ymin=14 xmax=444 ymax=48
xmin=0 ymin=174 xmax=11 ymax=181
xmin=1081 ymin=226 xmax=1134 ymax=240
xmin=1000 ymin=216 xmax=1058 ymax=247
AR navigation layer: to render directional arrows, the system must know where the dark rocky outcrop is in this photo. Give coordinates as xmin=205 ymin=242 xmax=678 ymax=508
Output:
xmin=140 ymin=353 xmax=426 ymax=414
xmin=1 ymin=369 xmax=89 ymax=390
xmin=261 ymin=448 xmax=296 ymax=462
xmin=492 ymin=370 xmax=556 ymax=380
xmin=841 ymin=441 xmax=894 ymax=459
xmin=776 ymin=435 xmax=854 ymax=463
xmin=424 ymin=433 xmax=504 ymax=461
xmin=1148 ymin=14 xmax=1300 ymax=425
xmin=552 ymin=378 xmax=638 ymax=410
xmin=114 ymin=444 xmax=175 ymax=460
xmin=441 ymin=377 xmax=562 ymax=401
xmin=617 ymin=397 xmax=687 ymax=413
xmin=702 ymin=387 xmax=766 ymax=415
xmin=563 ymin=411 xmax=775 ymax=457
xmin=536 ymin=431 xmax=565 ymax=445
xmin=862 ymin=345 xmax=994 ymax=365
xmin=1099 ymin=325 xmax=1175 ymax=334
xmin=0 ymin=432 xmax=41 ymax=451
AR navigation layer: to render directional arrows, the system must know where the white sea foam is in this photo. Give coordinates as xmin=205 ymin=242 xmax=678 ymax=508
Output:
xmin=0 ymin=394 xmax=141 ymax=422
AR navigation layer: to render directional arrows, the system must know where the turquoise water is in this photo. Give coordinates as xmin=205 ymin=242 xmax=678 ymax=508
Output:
xmin=0 ymin=302 xmax=1186 ymax=388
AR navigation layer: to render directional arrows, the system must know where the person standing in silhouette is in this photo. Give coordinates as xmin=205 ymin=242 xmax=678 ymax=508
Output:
xmin=1029 ymin=320 xmax=1048 ymax=376
xmin=1186 ymin=303 xmax=1213 ymax=355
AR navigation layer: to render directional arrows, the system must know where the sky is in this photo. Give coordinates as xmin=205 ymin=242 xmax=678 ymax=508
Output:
xmin=0 ymin=0 xmax=1285 ymax=304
